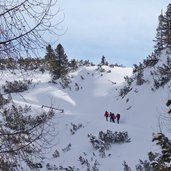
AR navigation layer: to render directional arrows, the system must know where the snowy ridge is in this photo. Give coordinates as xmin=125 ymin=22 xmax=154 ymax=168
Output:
xmin=0 ymin=59 xmax=171 ymax=170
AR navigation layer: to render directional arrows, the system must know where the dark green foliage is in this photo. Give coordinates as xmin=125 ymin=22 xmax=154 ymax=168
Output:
xmin=133 ymin=53 xmax=158 ymax=75
xmin=3 ymin=79 xmax=32 ymax=93
xmin=123 ymin=161 xmax=132 ymax=171
xmin=0 ymin=94 xmax=9 ymax=107
xmin=154 ymin=13 xmax=165 ymax=53
xmin=45 ymin=44 xmax=55 ymax=63
xmin=58 ymin=77 xmax=72 ymax=89
xmin=88 ymin=134 xmax=110 ymax=158
xmin=136 ymin=70 xmax=145 ymax=86
xmin=45 ymin=44 xmax=69 ymax=80
xmin=62 ymin=144 xmax=71 ymax=152
xmin=96 ymin=65 xmax=106 ymax=72
xmin=0 ymin=57 xmax=45 ymax=71
xmin=0 ymin=104 xmax=55 ymax=170
xmin=18 ymin=57 xmax=43 ymax=70
xmin=54 ymin=44 xmax=69 ymax=79
xmin=69 ymin=59 xmax=78 ymax=71
xmin=148 ymin=133 xmax=171 ymax=171
xmin=123 ymin=159 xmax=153 ymax=171
xmin=99 ymin=130 xmax=131 ymax=144
xmin=153 ymin=57 xmax=171 ymax=89
xmin=124 ymin=76 xmax=134 ymax=86
xmin=52 ymin=149 xmax=60 ymax=158
xmin=70 ymin=122 xmax=83 ymax=135
xmin=164 ymin=4 xmax=171 ymax=48
xmin=135 ymin=160 xmax=153 ymax=171
xmin=143 ymin=54 xmax=159 ymax=67
xmin=153 ymin=4 xmax=171 ymax=51
xmin=119 ymin=85 xmax=132 ymax=98
xmin=88 ymin=130 xmax=130 ymax=158
xmin=100 ymin=56 xmax=108 ymax=65
xmin=78 ymin=155 xmax=100 ymax=171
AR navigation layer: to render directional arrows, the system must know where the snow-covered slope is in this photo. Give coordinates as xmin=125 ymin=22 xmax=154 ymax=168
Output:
xmin=1 ymin=58 xmax=171 ymax=170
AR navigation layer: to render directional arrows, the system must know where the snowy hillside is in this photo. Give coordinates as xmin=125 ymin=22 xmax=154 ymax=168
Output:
xmin=0 ymin=56 xmax=171 ymax=170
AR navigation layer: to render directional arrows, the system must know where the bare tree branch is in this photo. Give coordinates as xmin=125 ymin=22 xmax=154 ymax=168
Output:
xmin=0 ymin=0 xmax=63 ymax=59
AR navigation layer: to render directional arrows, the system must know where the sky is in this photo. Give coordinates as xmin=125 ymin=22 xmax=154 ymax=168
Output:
xmin=54 ymin=0 xmax=171 ymax=66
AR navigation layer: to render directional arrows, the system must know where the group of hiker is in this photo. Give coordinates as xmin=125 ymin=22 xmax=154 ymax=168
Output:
xmin=104 ymin=111 xmax=120 ymax=124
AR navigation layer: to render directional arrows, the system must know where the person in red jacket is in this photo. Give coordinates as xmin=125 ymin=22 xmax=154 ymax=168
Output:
xmin=104 ymin=111 xmax=109 ymax=121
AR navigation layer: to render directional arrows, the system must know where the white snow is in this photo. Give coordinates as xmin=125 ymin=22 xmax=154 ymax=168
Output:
xmin=0 ymin=62 xmax=171 ymax=170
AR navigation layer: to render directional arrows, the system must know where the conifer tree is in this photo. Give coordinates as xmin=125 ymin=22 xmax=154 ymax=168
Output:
xmin=154 ymin=4 xmax=171 ymax=52
xmin=45 ymin=44 xmax=69 ymax=80
xmin=164 ymin=4 xmax=171 ymax=48
xmin=154 ymin=13 xmax=165 ymax=53
xmin=45 ymin=44 xmax=55 ymax=62
xmin=53 ymin=44 xmax=69 ymax=80
xmin=100 ymin=56 xmax=108 ymax=65
xmin=44 ymin=44 xmax=57 ymax=79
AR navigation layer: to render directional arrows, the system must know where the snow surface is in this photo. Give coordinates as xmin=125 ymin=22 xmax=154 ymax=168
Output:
xmin=0 ymin=63 xmax=171 ymax=171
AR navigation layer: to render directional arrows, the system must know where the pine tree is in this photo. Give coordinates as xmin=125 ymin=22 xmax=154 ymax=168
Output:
xmin=149 ymin=133 xmax=171 ymax=171
xmin=45 ymin=44 xmax=69 ymax=80
xmin=44 ymin=44 xmax=59 ymax=80
xmin=154 ymin=12 xmax=165 ymax=53
xmin=154 ymin=4 xmax=171 ymax=52
xmin=164 ymin=4 xmax=171 ymax=48
xmin=100 ymin=56 xmax=108 ymax=65
xmin=44 ymin=44 xmax=55 ymax=70
xmin=54 ymin=44 xmax=69 ymax=80
xmin=45 ymin=44 xmax=55 ymax=61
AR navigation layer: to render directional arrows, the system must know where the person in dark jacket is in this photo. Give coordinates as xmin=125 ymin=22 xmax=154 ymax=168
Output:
xmin=110 ymin=112 xmax=113 ymax=122
xmin=110 ymin=112 xmax=116 ymax=123
xmin=116 ymin=113 xmax=120 ymax=124
xmin=112 ymin=113 xmax=116 ymax=123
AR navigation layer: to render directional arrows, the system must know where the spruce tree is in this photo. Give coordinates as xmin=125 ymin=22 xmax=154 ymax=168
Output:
xmin=54 ymin=44 xmax=69 ymax=79
xmin=44 ymin=44 xmax=55 ymax=70
xmin=154 ymin=13 xmax=165 ymax=53
xmin=154 ymin=4 xmax=171 ymax=52
xmin=45 ymin=44 xmax=55 ymax=61
xmin=164 ymin=4 xmax=171 ymax=48
xmin=100 ymin=56 xmax=108 ymax=65
xmin=101 ymin=56 xmax=106 ymax=65
xmin=44 ymin=44 xmax=59 ymax=80
xmin=45 ymin=44 xmax=69 ymax=80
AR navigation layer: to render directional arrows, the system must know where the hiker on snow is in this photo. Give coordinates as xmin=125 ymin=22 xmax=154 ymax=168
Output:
xmin=104 ymin=111 xmax=109 ymax=121
xmin=112 ymin=113 xmax=116 ymax=123
xmin=110 ymin=112 xmax=116 ymax=123
xmin=116 ymin=113 xmax=120 ymax=124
